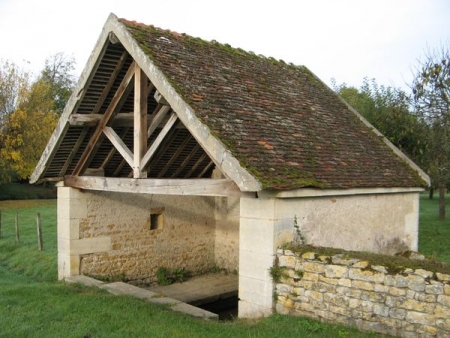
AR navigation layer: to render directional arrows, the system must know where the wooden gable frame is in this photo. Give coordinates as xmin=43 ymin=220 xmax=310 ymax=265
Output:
xmin=31 ymin=14 xmax=260 ymax=197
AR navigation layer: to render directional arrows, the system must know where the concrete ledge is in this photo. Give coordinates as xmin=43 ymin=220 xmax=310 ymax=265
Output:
xmin=64 ymin=276 xmax=218 ymax=321
xmin=65 ymin=275 xmax=105 ymax=287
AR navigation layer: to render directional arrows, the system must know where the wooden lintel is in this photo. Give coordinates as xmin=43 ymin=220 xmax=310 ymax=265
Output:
xmin=64 ymin=176 xmax=252 ymax=197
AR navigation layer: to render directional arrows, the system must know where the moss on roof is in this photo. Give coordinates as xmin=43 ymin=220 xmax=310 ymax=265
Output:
xmin=120 ymin=18 xmax=427 ymax=190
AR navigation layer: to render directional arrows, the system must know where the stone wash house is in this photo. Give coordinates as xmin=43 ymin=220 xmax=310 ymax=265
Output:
xmin=31 ymin=13 xmax=429 ymax=318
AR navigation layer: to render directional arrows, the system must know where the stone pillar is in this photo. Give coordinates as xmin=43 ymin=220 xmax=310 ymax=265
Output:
xmin=56 ymin=183 xmax=87 ymax=280
xmin=238 ymin=197 xmax=293 ymax=318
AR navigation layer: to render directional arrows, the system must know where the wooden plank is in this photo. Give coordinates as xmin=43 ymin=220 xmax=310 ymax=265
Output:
xmin=101 ymin=128 xmax=130 ymax=169
xmin=72 ymin=61 xmax=136 ymax=176
xmin=59 ymin=127 xmax=89 ymax=177
xmin=140 ymin=114 xmax=178 ymax=170
xmin=134 ymin=64 xmax=148 ymax=178
xmin=103 ymin=127 xmax=134 ymax=168
xmin=64 ymin=176 xmax=250 ymax=197
xmin=185 ymin=153 xmax=208 ymax=178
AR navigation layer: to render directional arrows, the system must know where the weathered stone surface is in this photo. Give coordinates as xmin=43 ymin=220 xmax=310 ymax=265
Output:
xmin=434 ymin=304 xmax=450 ymax=318
xmin=414 ymin=269 xmax=433 ymax=279
xmin=371 ymin=265 xmax=388 ymax=274
xmin=305 ymin=290 xmax=323 ymax=302
xmin=302 ymin=272 xmax=319 ymax=282
xmin=302 ymin=252 xmax=316 ymax=260
xmin=351 ymin=280 xmax=374 ymax=291
xmin=445 ymin=284 xmax=450 ymax=295
xmin=325 ymin=265 xmax=348 ymax=278
xmin=406 ymin=311 xmax=436 ymax=326
xmin=436 ymin=272 xmax=450 ymax=282
xmin=389 ymin=308 xmax=406 ymax=319
xmin=319 ymin=275 xmax=339 ymax=285
xmin=437 ymin=294 xmax=450 ymax=307
xmin=389 ymin=286 xmax=406 ymax=296
xmin=303 ymin=261 xmax=325 ymax=274
xmin=425 ymin=284 xmax=444 ymax=295
xmin=274 ymin=252 xmax=450 ymax=337
xmin=398 ymin=299 xmax=435 ymax=313
xmin=278 ymin=255 xmax=296 ymax=268
xmin=407 ymin=275 xmax=426 ymax=292
xmin=352 ymin=261 xmax=369 ymax=269
xmin=337 ymin=278 xmax=352 ymax=287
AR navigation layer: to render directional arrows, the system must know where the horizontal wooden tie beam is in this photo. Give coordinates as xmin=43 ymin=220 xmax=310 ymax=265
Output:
xmin=64 ymin=176 xmax=253 ymax=197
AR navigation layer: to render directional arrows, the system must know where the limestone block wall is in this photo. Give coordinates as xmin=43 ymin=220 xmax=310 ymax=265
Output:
xmin=73 ymin=189 xmax=217 ymax=284
xmin=214 ymin=196 xmax=239 ymax=272
xmin=275 ymin=249 xmax=450 ymax=337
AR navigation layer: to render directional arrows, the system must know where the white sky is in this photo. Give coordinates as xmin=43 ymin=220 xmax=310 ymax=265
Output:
xmin=0 ymin=0 xmax=449 ymax=92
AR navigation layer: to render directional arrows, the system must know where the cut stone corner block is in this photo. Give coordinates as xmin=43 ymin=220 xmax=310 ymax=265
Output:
xmin=238 ymin=300 xmax=273 ymax=318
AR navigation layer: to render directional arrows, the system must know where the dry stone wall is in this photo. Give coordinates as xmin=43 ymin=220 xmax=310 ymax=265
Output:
xmin=275 ymin=248 xmax=450 ymax=337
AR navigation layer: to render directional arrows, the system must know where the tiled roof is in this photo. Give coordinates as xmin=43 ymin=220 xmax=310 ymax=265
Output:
xmin=120 ymin=19 xmax=425 ymax=190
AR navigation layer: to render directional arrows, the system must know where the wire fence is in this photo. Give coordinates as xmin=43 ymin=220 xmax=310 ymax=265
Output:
xmin=0 ymin=210 xmax=44 ymax=251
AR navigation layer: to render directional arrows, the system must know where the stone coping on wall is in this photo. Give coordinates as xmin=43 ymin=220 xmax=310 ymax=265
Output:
xmin=274 ymin=248 xmax=450 ymax=337
xmin=65 ymin=275 xmax=218 ymax=320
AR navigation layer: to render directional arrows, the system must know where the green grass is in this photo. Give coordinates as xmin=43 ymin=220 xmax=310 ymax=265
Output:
xmin=0 ymin=200 xmax=383 ymax=337
xmin=419 ymin=193 xmax=450 ymax=264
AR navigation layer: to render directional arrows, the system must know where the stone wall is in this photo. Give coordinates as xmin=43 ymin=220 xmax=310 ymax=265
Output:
xmin=275 ymin=248 xmax=450 ymax=337
xmin=76 ymin=190 xmax=217 ymax=284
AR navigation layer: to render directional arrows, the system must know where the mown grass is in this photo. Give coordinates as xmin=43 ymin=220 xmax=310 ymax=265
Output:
xmin=419 ymin=193 xmax=450 ymax=264
xmin=0 ymin=200 xmax=384 ymax=337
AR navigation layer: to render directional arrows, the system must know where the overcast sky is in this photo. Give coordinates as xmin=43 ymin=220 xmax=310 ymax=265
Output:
xmin=0 ymin=0 xmax=449 ymax=92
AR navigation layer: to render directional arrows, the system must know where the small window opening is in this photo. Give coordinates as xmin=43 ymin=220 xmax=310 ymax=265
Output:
xmin=150 ymin=207 xmax=164 ymax=230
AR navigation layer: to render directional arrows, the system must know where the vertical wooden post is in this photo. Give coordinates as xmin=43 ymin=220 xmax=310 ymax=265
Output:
xmin=133 ymin=63 xmax=148 ymax=178
xmin=15 ymin=212 xmax=20 ymax=244
xmin=36 ymin=213 xmax=43 ymax=251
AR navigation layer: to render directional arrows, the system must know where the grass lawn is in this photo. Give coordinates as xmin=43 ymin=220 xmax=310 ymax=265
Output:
xmin=2 ymin=195 xmax=448 ymax=337
xmin=419 ymin=193 xmax=450 ymax=264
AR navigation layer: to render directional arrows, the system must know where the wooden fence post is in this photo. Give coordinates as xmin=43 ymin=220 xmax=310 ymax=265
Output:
xmin=15 ymin=212 xmax=20 ymax=244
xmin=36 ymin=213 xmax=43 ymax=251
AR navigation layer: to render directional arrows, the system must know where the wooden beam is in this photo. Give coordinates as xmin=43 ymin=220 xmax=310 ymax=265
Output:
xmin=140 ymin=113 xmax=178 ymax=170
xmin=68 ymin=112 xmax=184 ymax=128
xmin=147 ymin=105 xmax=171 ymax=136
xmin=101 ymin=128 xmax=130 ymax=169
xmin=171 ymin=144 xmax=200 ymax=178
xmin=64 ymin=176 xmax=251 ymax=197
xmin=134 ymin=63 xmax=148 ymax=178
xmin=102 ymin=127 xmax=134 ymax=168
xmin=72 ymin=61 xmax=136 ymax=176
xmin=157 ymin=135 xmax=192 ymax=178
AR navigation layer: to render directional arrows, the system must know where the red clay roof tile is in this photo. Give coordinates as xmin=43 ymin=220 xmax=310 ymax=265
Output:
xmin=120 ymin=18 xmax=426 ymax=190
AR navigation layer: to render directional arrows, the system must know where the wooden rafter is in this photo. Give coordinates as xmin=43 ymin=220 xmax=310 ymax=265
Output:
xmin=157 ymin=135 xmax=192 ymax=178
xmin=72 ymin=61 xmax=136 ymax=176
xmin=186 ymin=153 xmax=208 ymax=178
xmin=171 ymin=144 xmax=200 ymax=178
xmin=64 ymin=176 xmax=250 ymax=197
xmin=140 ymin=113 xmax=178 ymax=170
xmin=101 ymin=128 xmax=130 ymax=169
xmin=93 ymin=50 xmax=128 ymax=114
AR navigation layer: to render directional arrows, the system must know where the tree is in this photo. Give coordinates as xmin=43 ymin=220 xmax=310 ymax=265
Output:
xmin=412 ymin=43 xmax=450 ymax=219
xmin=39 ymin=52 xmax=76 ymax=114
xmin=0 ymin=53 xmax=76 ymax=183
xmin=333 ymin=78 xmax=429 ymax=167
xmin=0 ymin=61 xmax=30 ymax=131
